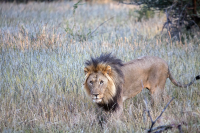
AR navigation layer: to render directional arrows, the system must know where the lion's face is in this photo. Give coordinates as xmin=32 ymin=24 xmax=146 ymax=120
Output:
xmin=86 ymin=72 xmax=109 ymax=103
xmin=84 ymin=66 xmax=117 ymax=104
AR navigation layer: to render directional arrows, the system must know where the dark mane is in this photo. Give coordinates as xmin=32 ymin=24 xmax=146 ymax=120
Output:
xmin=97 ymin=84 xmax=122 ymax=112
xmin=85 ymin=53 xmax=124 ymax=112
xmin=85 ymin=53 xmax=123 ymax=67
xmin=85 ymin=53 xmax=124 ymax=76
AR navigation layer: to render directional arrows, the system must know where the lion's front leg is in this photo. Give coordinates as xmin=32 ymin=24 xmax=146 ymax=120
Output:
xmin=111 ymin=96 xmax=124 ymax=119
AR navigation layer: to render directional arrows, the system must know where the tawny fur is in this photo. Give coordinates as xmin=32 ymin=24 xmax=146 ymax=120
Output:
xmin=84 ymin=54 xmax=200 ymax=117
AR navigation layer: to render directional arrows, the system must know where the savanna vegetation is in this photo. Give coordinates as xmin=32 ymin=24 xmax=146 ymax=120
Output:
xmin=0 ymin=0 xmax=200 ymax=132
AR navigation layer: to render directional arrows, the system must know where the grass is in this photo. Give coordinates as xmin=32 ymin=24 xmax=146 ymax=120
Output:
xmin=0 ymin=1 xmax=200 ymax=132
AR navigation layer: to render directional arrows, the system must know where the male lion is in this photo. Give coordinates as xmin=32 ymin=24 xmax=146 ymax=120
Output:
xmin=84 ymin=53 xmax=200 ymax=117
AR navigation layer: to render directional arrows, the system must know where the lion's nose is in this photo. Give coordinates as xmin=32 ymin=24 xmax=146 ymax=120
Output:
xmin=93 ymin=94 xmax=99 ymax=98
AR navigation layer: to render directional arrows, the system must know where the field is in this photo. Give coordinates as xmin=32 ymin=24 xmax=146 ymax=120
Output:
xmin=0 ymin=1 xmax=200 ymax=132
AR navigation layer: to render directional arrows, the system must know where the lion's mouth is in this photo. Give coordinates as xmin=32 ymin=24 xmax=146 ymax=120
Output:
xmin=92 ymin=98 xmax=102 ymax=103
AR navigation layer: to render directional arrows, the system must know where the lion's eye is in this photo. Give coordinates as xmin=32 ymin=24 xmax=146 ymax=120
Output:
xmin=90 ymin=81 xmax=93 ymax=85
xmin=100 ymin=81 xmax=104 ymax=84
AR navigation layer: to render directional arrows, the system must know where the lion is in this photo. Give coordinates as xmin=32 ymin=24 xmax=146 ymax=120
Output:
xmin=83 ymin=53 xmax=200 ymax=117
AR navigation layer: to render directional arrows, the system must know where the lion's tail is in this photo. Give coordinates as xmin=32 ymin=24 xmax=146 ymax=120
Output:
xmin=168 ymin=69 xmax=200 ymax=88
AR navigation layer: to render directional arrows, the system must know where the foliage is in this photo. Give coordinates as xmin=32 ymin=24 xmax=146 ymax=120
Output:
xmin=135 ymin=6 xmax=155 ymax=21
xmin=121 ymin=0 xmax=200 ymax=41
xmin=162 ymin=0 xmax=200 ymax=41
xmin=64 ymin=0 xmax=91 ymax=41
xmin=73 ymin=0 xmax=84 ymax=14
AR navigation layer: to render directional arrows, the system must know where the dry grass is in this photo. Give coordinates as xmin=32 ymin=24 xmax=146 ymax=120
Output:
xmin=0 ymin=1 xmax=200 ymax=132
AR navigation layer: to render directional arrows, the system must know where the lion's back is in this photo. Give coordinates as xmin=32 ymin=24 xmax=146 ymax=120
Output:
xmin=121 ymin=56 xmax=169 ymax=100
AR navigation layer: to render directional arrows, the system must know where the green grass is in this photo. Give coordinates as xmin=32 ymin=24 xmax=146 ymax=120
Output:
xmin=0 ymin=1 xmax=200 ymax=132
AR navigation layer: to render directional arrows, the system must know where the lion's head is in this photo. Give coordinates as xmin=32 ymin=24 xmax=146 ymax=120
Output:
xmin=84 ymin=53 xmax=124 ymax=111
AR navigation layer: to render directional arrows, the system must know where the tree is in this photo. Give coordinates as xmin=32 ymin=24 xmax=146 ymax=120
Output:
xmin=120 ymin=0 xmax=200 ymax=41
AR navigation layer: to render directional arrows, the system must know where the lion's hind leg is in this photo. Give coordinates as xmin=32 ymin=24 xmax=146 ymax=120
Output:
xmin=149 ymin=76 xmax=168 ymax=107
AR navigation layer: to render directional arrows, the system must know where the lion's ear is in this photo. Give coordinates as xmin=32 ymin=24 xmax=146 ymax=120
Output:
xmin=106 ymin=65 xmax=112 ymax=75
xmin=83 ymin=67 xmax=90 ymax=85
xmin=84 ymin=67 xmax=89 ymax=75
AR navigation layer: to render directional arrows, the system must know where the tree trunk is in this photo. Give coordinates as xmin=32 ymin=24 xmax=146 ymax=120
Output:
xmin=192 ymin=0 xmax=200 ymax=27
